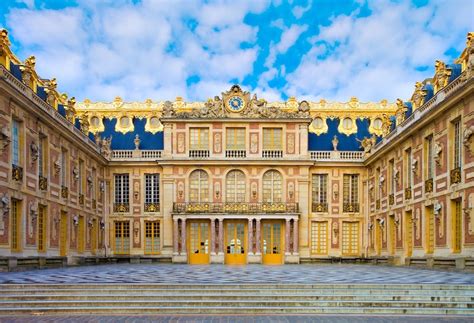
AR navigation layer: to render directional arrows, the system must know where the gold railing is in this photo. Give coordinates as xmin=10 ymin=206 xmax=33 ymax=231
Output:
xmin=173 ymin=202 xmax=299 ymax=214
xmin=425 ymin=178 xmax=433 ymax=193
xmin=144 ymin=203 xmax=160 ymax=212
xmin=312 ymin=203 xmax=328 ymax=212
xmin=113 ymin=203 xmax=130 ymax=213
xmin=450 ymin=167 xmax=461 ymax=185
xmin=343 ymin=203 xmax=360 ymax=213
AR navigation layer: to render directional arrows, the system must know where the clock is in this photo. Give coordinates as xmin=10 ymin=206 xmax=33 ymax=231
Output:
xmin=227 ymin=96 xmax=244 ymax=112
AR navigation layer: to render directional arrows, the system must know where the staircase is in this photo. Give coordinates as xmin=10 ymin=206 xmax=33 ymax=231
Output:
xmin=0 ymin=283 xmax=473 ymax=315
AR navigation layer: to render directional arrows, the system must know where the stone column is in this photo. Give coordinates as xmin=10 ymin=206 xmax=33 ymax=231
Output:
xmin=210 ymin=218 xmax=216 ymax=255
xmin=248 ymin=218 xmax=253 ymax=254
xmin=180 ymin=218 xmax=186 ymax=256
xmin=255 ymin=219 xmax=261 ymax=254
xmin=293 ymin=218 xmax=299 ymax=254
xmin=218 ymin=218 xmax=224 ymax=254
xmin=163 ymin=123 xmax=173 ymax=158
xmin=285 ymin=219 xmax=291 ymax=254
xmin=173 ymin=218 xmax=179 ymax=255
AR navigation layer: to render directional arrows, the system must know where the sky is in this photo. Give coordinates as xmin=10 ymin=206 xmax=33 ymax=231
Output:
xmin=0 ymin=0 xmax=472 ymax=102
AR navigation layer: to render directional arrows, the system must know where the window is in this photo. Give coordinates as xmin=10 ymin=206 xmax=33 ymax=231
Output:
xmin=114 ymin=221 xmax=130 ymax=255
xmin=145 ymin=174 xmax=160 ymax=211
xmin=61 ymin=149 xmax=68 ymax=187
xmin=263 ymin=170 xmax=282 ymax=203
xmin=38 ymin=135 xmax=46 ymax=177
xmin=190 ymin=128 xmax=209 ymax=150
xmin=114 ymin=174 xmax=130 ymax=205
xmin=145 ymin=221 xmax=160 ymax=254
xmin=189 ymin=170 xmax=209 ymax=203
xmin=389 ymin=159 xmax=395 ymax=194
xmin=312 ymin=174 xmax=328 ymax=211
xmin=342 ymin=221 xmax=359 ymax=256
xmin=226 ymin=128 xmax=245 ymax=150
xmin=453 ymin=119 xmax=462 ymax=169
xmin=405 ymin=148 xmax=412 ymax=188
xmin=226 ymin=170 xmax=246 ymax=203
xmin=426 ymin=135 xmax=434 ymax=180
xmin=343 ymin=174 xmax=359 ymax=211
xmin=263 ymin=128 xmax=282 ymax=150
xmin=11 ymin=120 xmax=20 ymax=165
xmin=311 ymin=221 xmax=328 ymax=254
xmin=38 ymin=205 xmax=46 ymax=252
xmin=11 ymin=199 xmax=21 ymax=252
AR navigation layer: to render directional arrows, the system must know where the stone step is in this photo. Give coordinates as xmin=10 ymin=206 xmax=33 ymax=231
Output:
xmin=1 ymin=294 xmax=472 ymax=302
xmin=1 ymin=299 xmax=472 ymax=308
xmin=0 ymin=306 xmax=473 ymax=315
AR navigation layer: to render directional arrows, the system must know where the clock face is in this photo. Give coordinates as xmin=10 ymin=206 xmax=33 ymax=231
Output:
xmin=227 ymin=96 xmax=244 ymax=112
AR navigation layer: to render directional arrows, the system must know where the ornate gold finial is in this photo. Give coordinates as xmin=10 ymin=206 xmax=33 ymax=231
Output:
xmin=65 ymin=96 xmax=77 ymax=123
xmin=433 ymin=60 xmax=451 ymax=93
xmin=379 ymin=99 xmax=387 ymax=107
xmin=79 ymin=112 xmax=90 ymax=135
xmin=19 ymin=55 xmax=36 ymax=86
xmin=44 ymin=78 xmax=58 ymax=107
xmin=395 ymin=98 xmax=407 ymax=125
xmin=286 ymin=96 xmax=298 ymax=111
xmin=83 ymin=98 xmax=91 ymax=107
xmin=457 ymin=32 xmax=474 ymax=80
xmin=410 ymin=81 xmax=426 ymax=110
xmin=0 ymin=29 xmax=10 ymax=47
xmin=24 ymin=55 xmax=36 ymax=68
xmin=113 ymin=96 xmax=123 ymax=108
xmin=348 ymin=97 xmax=359 ymax=108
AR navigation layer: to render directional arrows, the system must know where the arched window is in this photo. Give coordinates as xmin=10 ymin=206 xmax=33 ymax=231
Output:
xmin=262 ymin=170 xmax=282 ymax=203
xmin=189 ymin=170 xmax=209 ymax=203
xmin=226 ymin=170 xmax=246 ymax=202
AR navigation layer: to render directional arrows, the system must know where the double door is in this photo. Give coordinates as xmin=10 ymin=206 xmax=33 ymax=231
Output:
xmin=188 ymin=221 xmax=210 ymax=264
xmin=225 ymin=221 xmax=247 ymax=265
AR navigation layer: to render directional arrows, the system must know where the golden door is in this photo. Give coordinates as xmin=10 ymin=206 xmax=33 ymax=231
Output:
xmin=60 ymin=212 xmax=68 ymax=257
xmin=262 ymin=221 xmax=284 ymax=265
xmin=224 ymin=221 xmax=247 ymax=265
xmin=405 ymin=212 xmax=413 ymax=257
xmin=188 ymin=221 xmax=210 ymax=264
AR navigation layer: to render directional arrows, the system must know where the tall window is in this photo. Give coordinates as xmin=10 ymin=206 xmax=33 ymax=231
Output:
xmin=311 ymin=221 xmax=328 ymax=254
xmin=189 ymin=170 xmax=209 ymax=202
xmin=38 ymin=135 xmax=46 ymax=177
xmin=263 ymin=128 xmax=282 ymax=150
xmin=343 ymin=174 xmax=359 ymax=210
xmin=145 ymin=221 xmax=160 ymax=254
xmin=145 ymin=174 xmax=160 ymax=207
xmin=426 ymin=135 xmax=434 ymax=179
xmin=11 ymin=120 xmax=20 ymax=166
xmin=312 ymin=174 xmax=328 ymax=210
xmin=389 ymin=159 xmax=395 ymax=194
xmin=405 ymin=148 xmax=412 ymax=188
xmin=190 ymin=128 xmax=209 ymax=150
xmin=114 ymin=174 xmax=129 ymax=205
xmin=263 ymin=170 xmax=282 ymax=203
xmin=453 ymin=199 xmax=462 ymax=253
xmin=61 ymin=149 xmax=68 ymax=187
xmin=226 ymin=128 xmax=246 ymax=150
xmin=453 ymin=119 xmax=462 ymax=169
xmin=226 ymin=170 xmax=246 ymax=202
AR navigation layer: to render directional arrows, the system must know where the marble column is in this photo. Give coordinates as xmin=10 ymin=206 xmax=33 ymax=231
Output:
xmin=248 ymin=218 xmax=253 ymax=254
xmin=218 ymin=218 xmax=224 ymax=254
xmin=255 ymin=219 xmax=261 ymax=254
xmin=210 ymin=218 xmax=216 ymax=255
xmin=173 ymin=218 xmax=179 ymax=255
xmin=293 ymin=218 xmax=299 ymax=254
xmin=285 ymin=219 xmax=291 ymax=254
xmin=180 ymin=218 xmax=186 ymax=255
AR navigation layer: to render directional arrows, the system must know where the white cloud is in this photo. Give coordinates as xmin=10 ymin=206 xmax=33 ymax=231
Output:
xmin=292 ymin=0 xmax=312 ymax=19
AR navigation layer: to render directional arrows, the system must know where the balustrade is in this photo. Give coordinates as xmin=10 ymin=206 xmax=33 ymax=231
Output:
xmin=173 ymin=202 xmax=299 ymax=214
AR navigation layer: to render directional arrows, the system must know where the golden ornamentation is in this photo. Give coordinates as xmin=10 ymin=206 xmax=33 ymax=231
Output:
xmin=395 ymin=99 xmax=407 ymax=125
xmin=338 ymin=117 xmax=358 ymax=136
xmin=144 ymin=203 xmax=160 ymax=212
xmin=79 ymin=194 xmax=84 ymax=205
xmin=38 ymin=175 xmax=48 ymax=191
xmin=61 ymin=186 xmax=69 ymax=199
xmin=455 ymin=32 xmax=474 ymax=80
xmin=388 ymin=193 xmax=394 ymax=206
xmin=113 ymin=203 xmax=129 ymax=213
xmin=343 ymin=202 xmax=359 ymax=213
xmin=19 ymin=55 xmax=36 ymax=88
xmin=309 ymin=116 xmax=328 ymax=135
xmin=410 ymin=82 xmax=427 ymax=110
xmin=44 ymin=78 xmax=59 ymax=109
xmin=115 ymin=115 xmax=134 ymax=134
xmin=368 ymin=117 xmax=384 ymax=136
xmin=425 ymin=178 xmax=433 ymax=193
xmin=79 ymin=113 xmax=90 ymax=135
xmin=433 ymin=60 xmax=452 ymax=93
xmin=65 ymin=97 xmax=76 ymax=123
xmin=463 ymin=125 xmax=474 ymax=156
xmin=12 ymin=164 xmax=23 ymax=181
xmin=450 ymin=167 xmax=462 ymax=185
xmin=312 ymin=203 xmax=328 ymax=212
xmin=405 ymin=187 xmax=412 ymax=200
xmin=144 ymin=115 xmax=163 ymax=134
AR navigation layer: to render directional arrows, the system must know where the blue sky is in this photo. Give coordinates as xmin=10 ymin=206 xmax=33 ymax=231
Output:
xmin=0 ymin=0 xmax=472 ymax=102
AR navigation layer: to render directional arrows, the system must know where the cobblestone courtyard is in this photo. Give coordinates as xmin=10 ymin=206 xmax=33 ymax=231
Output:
xmin=0 ymin=264 xmax=473 ymax=284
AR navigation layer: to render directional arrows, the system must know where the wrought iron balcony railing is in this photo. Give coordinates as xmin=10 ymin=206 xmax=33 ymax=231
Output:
xmin=39 ymin=175 xmax=48 ymax=191
xmin=450 ymin=167 xmax=461 ymax=185
xmin=113 ymin=203 xmax=130 ymax=213
xmin=173 ymin=202 xmax=299 ymax=214
xmin=425 ymin=178 xmax=433 ymax=193
xmin=61 ymin=186 xmax=69 ymax=199
xmin=343 ymin=202 xmax=360 ymax=213
xmin=144 ymin=202 xmax=160 ymax=212
xmin=262 ymin=150 xmax=283 ymax=158
xmin=312 ymin=202 xmax=328 ymax=213
xmin=189 ymin=150 xmax=210 ymax=158
xmin=225 ymin=150 xmax=246 ymax=158
xmin=12 ymin=164 xmax=23 ymax=181
xmin=405 ymin=187 xmax=412 ymax=200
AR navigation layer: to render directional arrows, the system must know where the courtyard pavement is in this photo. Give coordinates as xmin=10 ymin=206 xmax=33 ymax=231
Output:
xmin=0 ymin=263 xmax=473 ymax=284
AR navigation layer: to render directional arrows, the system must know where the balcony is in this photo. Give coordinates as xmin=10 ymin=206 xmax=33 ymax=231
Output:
xmin=11 ymin=164 xmax=23 ymax=181
xmin=173 ymin=202 xmax=299 ymax=214
xmin=388 ymin=194 xmax=394 ymax=206
xmin=343 ymin=203 xmax=360 ymax=213
xmin=405 ymin=187 xmax=412 ymax=200
xmin=225 ymin=150 xmax=246 ymax=158
xmin=262 ymin=150 xmax=283 ymax=158
xmin=113 ymin=203 xmax=130 ymax=213
xmin=189 ymin=150 xmax=210 ymax=158
xmin=111 ymin=150 xmax=162 ymax=161
xmin=450 ymin=167 xmax=462 ymax=185
xmin=92 ymin=199 xmax=97 ymax=210
xmin=61 ymin=186 xmax=69 ymax=199
xmin=312 ymin=203 xmax=328 ymax=213
xmin=310 ymin=151 xmax=364 ymax=162
xmin=144 ymin=202 xmax=160 ymax=212
xmin=79 ymin=194 xmax=84 ymax=205
xmin=425 ymin=178 xmax=434 ymax=193
xmin=38 ymin=175 xmax=48 ymax=191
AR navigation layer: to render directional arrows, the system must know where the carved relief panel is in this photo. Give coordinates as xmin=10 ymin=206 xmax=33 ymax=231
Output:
xmin=213 ymin=132 xmax=222 ymax=154
xmin=250 ymin=133 xmax=258 ymax=154
xmin=177 ymin=132 xmax=185 ymax=154
xmin=287 ymin=133 xmax=295 ymax=154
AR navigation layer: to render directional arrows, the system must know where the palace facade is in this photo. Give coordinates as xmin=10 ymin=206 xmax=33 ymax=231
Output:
xmin=0 ymin=29 xmax=473 ymax=269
